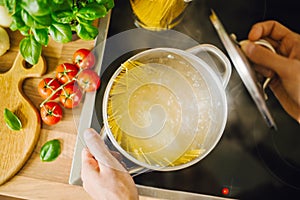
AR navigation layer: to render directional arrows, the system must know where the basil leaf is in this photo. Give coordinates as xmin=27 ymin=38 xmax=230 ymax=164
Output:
xmin=53 ymin=0 xmax=64 ymax=4
xmin=19 ymin=26 xmax=30 ymax=36
xmin=96 ymin=0 xmax=114 ymax=10
xmin=3 ymin=0 xmax=16 ymax=13
xmin=40 ymin=139 xmax=61 ymax=162
xmin=32 ymin=14 xmax=52 ymax=27
xmin=51 ymin=1 xmax=73 ymax=13
xmin=75 ymin=22 xmax=98 ymax=40
xmin=52 ymin=10 xmax=74 ymax=24
xmin=20 ymin=35 xmax=42 ymax=65
xmin=10 ymin=11 xmax=26 ymax=31
xmin=21 ymin=0 xmax=50 ymax=16
xmin=21 ymin=9 xmax=33 ymax=26
xmin=4 ymin=108 xmax=22 ymax=131
xmin=77 ymin=3 xmax=107 ymax=21
xmin=32 ymin=28 xmax=49 ymax=45
xmin=49 ymin=23 xmax=72 ymax=43
xmin=21 ymin=9 xmax=47 ymax=28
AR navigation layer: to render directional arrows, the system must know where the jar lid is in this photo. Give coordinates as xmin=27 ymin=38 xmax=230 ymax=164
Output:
xmin=210 ymin=10 xmax=277 ymax=129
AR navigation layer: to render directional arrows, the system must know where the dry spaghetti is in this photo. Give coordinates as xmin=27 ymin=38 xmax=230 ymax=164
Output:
xmin=130 ymin=0 xmax=188 ymax=30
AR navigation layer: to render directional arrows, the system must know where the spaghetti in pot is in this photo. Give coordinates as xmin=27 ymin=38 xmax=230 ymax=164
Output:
xmin=105 ymin=50 xmax=211 ymax=167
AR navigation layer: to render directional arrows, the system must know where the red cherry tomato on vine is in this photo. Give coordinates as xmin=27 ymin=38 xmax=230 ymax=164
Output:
xmin=59 ymin=84 xmax=83 ymax=108
xmin=40 ymin=102 xmax=63 ymax=125
xmin=38 ymin=78 xmax=61 ymax=100
xmin=77 ymin=69 xmax=100 ymax=92
xmin=56 ymin=63 xmax=79 ymax=84
xmin=72 ymin=48 xmax=95 ymax=69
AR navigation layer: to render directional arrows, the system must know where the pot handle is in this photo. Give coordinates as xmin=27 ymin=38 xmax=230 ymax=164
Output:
xmin=100 ymin=127 xmax=151 ymax=176
xmin=239 ymin=39 xmax=276 ymax=100
xmin=186 ymin=44 xmax=232 ymax=88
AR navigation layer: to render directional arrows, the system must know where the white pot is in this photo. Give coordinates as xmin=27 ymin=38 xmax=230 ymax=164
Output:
xmin=102 ymin=44 xmax=231 ymax=173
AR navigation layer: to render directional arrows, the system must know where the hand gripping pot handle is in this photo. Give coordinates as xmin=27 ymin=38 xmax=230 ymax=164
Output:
xmin=186 ymin=44 xmax=232 ymax=88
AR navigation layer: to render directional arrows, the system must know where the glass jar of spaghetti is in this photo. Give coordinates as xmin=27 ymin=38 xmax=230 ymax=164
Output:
xmin=130 ymin=0 xmax=190 ymax=31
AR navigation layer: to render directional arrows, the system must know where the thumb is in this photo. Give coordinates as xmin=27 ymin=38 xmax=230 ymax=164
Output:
xmin=240 ymin=40 xmax=287 ymax=76
xmin=81 ymin=148 xmax=100 ymax=182
xmin=84 ymin=128 xmax=127 ymax=173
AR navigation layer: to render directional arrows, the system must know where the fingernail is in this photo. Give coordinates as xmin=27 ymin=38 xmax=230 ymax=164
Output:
xmin=240 ymin=40 xmax=255 ymax=55
xmin=82 ymin=147 xmax=89 ymax=153
xmin=251 ymin=26 xmax=263 ymax=40
xmin=84 ymin=128 xmax=97 ymax=141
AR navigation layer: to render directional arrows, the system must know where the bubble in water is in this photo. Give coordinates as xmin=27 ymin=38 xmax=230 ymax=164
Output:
xmin=192 ymin=81 xmax=200 ymax=88
xmin=167 ymin=54 xmax=175 ymax=59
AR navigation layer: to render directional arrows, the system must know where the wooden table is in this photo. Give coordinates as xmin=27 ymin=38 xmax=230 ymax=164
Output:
xmin=0 ymin=28 xmax=159 ymax=200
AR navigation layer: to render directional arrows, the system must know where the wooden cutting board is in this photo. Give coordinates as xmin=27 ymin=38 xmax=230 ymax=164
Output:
xmin=0 ymin=52 xmax=46 ymax=185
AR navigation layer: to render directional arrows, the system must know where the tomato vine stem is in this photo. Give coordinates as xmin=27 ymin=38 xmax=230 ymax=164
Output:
xmin=40 ymin=68 xmax=84 ymax=107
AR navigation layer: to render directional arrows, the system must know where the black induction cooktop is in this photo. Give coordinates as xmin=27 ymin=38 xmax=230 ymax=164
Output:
xmin=93 ymin=0 xmax=300 ymax=199
xmin=95 ymin=49 xmax=300 ymax=200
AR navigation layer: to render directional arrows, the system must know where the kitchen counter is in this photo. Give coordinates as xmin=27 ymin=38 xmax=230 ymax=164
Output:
xmin=0 ymin=33 xmax=86 ymax=200
xmin=0 ymin=25 xmax=156 ymax=200
xmin=0 ymin=28 xmax=97 ymax=199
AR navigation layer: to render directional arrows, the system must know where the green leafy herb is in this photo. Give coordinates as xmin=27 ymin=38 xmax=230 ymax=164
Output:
xmin=77 ymin=3 xmax=107 ymax=21
xmin=40 ymin=139 xmax=61 ymax=162
xmin=49 ymin=23 xmax=72 ymax=43
xmin=75 ymin=22 xmax=98 ymax=40
xmin=10 ymin=11 xmax=26 ymax=31
xmin=52 ymin=10 xmax=74 ymax=24
xmin=2 ymin=0 xmax=114 ymax=65
xmin=20 ymin=35 xmax=42 ymax=65
xmin=20 ymin=0 xmax=51 ymax=16
xmin=96 ymin=0 xmax=114 ymax=10
xmin=32 ymin=28 xmax=49 ymax=46
xmin=21 ymin=9 xmax=47 ymax=29
xmin=1 ymin=0 xmax=16 ymax=13
xmin=4 ymin=108 xmax=22 ymax=131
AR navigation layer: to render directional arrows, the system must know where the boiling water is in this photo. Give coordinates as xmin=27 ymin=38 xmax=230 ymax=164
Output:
xmin=106 ymin=52 xmax=212 ymax=167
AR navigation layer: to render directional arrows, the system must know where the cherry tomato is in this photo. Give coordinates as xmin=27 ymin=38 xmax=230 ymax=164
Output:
xmin=56 ymin=63 xmax=79 ymax=84
xmin=72 ymin=48 xmax=95 ymax=69
xmin=40 ymin=102 xmax=63 ymax=125
xmin=77 ymin=69 xmax=101 ymax=92
xmin=59 ymin=84 xmax=83 ymax=108
xmin=38 ymin=78 xmax=61 ymax=100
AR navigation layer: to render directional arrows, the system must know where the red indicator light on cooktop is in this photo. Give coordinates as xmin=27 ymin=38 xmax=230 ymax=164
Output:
xmin=222 ymin=187 xmax=230 ymax=195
